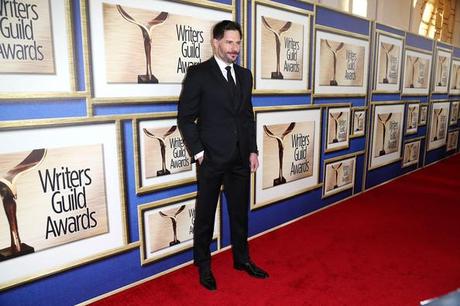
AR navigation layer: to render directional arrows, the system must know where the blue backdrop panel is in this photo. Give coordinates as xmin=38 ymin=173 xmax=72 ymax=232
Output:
xmin=315 ymin=6 xmax=370 ymax=36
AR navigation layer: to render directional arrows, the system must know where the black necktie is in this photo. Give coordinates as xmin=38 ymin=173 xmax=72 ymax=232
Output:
xmin=225 ymin=66 xmax=236 ymax=95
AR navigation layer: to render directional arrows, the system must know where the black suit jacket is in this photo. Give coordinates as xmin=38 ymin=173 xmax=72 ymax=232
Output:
xmin=178 ymin=57 xmax=257 ymax=166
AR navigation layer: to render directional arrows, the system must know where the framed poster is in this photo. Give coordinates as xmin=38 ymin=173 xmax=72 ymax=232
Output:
xmin=252 ymin=1 xmax=311 ymax=93
xmin=252 ymin=106 xmax=321 ymax=209
xmin=405 ymin=103 xmax=419 ymax=135
xmin=0 ymin=0 xmax=75 ymax=97
xmin=0 ymin=120 xmax=126 ymax=289
xmin=369 ymin=103 xmax=405 ymax=170
xmin=87 ymin=0 xmax=231 ymax=101
xmin=446 ymin=130 xmax=459 ymax=152
xmin=322 ymin=155 xmax=356 ymax=198
xmin=138 ymin=192 xmax=219 ymax=265
xmin=419 ymin=104 xmax=428 ymax=126
xmin=401 ymin=139 xmax=421 ymax=168
xmin=314 ymin=29 xmax=369 ymax=96
xmin=351 ymin=108 xmax=366 ymax=138
xmin=449 ymin=58 xmax=460 ymax=95
xmin=427 ymin=101 xmax=450 ymax=151
xmin=433 ymin=47 xmax=451 ymax=93
xmin=325 ymin=106 xmax=350 ymax=152
xmin=449 ymin=101 xmax=459 ymax=126
xmin=134 ymin=116 xmax=196 ymax=194
xmin=374 ymin=32 xmax=403 ymax=92
xmin=402 ymin=49 xmax=432 ymax=95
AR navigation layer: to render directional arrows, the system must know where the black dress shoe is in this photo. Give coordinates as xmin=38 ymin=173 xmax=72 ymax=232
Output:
xmin=199 ymin=269 xmax=217 ymax=291
xmin=234 ymin=261 xmax=269 ymax=279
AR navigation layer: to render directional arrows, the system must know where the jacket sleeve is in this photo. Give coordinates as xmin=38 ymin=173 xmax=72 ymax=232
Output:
xmin=177 ymin=66 xmax=203 ymax=157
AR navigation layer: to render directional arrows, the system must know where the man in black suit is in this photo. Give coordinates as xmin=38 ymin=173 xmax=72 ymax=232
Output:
xmin=178 ymin=20 xmax=269 ymax=291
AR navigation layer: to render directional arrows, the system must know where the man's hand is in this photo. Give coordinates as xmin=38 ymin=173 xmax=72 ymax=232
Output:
xmin=249 ymin=153 xmax=259 ymax=172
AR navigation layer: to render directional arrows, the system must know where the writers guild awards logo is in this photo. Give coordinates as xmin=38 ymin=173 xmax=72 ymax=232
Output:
xmin=331 ymin=163 xmax=342 ymax=189
xmin=324 ymin=40 xmax=344 ymax=86
xmin=0 ymin=149 xmax=46 ymax=261
xmin=381 ymin=43 xmax=394 ymax=84
xmin=329 ymin=112 xmax=343 ymax=143
xmin=159 ymin=205 xmax=185 ymax=246
xmin=432 ymin=109 xmax=443 ymax=141
xmin=143 ymin=126 xmax=177 ymax=176
xmin=408 ymin=57 xmax=419 ymax=88
xmin=408 ymin=107 xmax=417 ymax=129
xmin=377 ymin=113 xmax=393 ymax=156
xmin=407 ymin=144 xmax=416 ymax=163
xmin=437 ymin=56 xmax=447 ymax=86
xmin=263 ymin=123 xmax=296 ymax=186
xmin=261 ymin=17 xmax=292 ymax=79
xmin=116 ymin=5 xmax=168 ymax=84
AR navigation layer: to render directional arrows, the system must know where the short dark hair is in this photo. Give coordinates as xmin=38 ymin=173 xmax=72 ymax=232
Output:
xmin=212 ymin=20 xmax=242 ymax=40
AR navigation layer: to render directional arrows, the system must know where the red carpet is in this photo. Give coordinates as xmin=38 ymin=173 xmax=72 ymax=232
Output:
xmin=91 ymin=154 xmax=460 ymax=306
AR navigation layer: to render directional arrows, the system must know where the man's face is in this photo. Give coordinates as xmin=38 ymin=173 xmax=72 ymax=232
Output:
xmin=212 ymin=30 xmax=241 ymax=65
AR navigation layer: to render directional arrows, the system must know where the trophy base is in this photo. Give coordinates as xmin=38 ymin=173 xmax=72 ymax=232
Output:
xmin=138 ymin=75 xmax=159 ymax=84
xmin=333 ymin=185 xmax=338 ymax=189
xmin=438 ymin=82 xmax=442 ymax=86
xmin=434 ymin=137 xmax=438 ymax=141
xmin=169 ymin=240 xmax=180 ymax=246
xmin=383 ymin=78 xmax=389 ymax=84
xmin=330 ymin=80 xmax=338 ymax=86
xmin=273 ymin=177 xmax=286 ymax=186
xmin=379 ymin=150 xmax=386 ymax=156
xmin=157 ymin=169 xmax=171 ymax=176
xmin=410 ymin=84 xmax=414 ymax=88
xmin=271 ymin=72 xmax=284 ymax=79
xmin=332 ymin=139 xmax=338 ymax=143
xmin=0 ymin=243 xmax=34 ymax=262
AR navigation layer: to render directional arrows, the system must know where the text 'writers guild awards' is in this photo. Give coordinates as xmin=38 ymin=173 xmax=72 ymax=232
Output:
xmin=159 ymin=205 xmax=185 ymax=246
xmin=381 ymin=43 xmax=394 ymax=84
xmin=143 ymin=126 xmax=177 ymax=176
xmin=0 ymin=149 xmax=47 ymax=261
xmin=117 ymin=5 xmax=168 ymax=83
xmin=377 ymin=113 xmax=393 ymax=156
xmin=261 ymin=17 xmax=291 ymax=79
xmin=325 ymin=40 xmax=344 ymax=86
xmin=264 ymin=123 xmax=296 ymax=186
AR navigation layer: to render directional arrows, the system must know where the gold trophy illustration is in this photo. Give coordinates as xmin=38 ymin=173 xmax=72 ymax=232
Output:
xmin=261 ymin=17 xmax=292 ymax=79
xmin=437 ymin=56 xmax=447 ymax=86
xmin=407 ymin=106 xmax=417 ymax=129
xmin=452 ymin=65 xmax=460 ymax=89
xmin=116 ymin=5 xmax=168 ymax=84
xmin=354 ymin=112 xmax=364 ymax=132
xmin=331 ymin=163 xmax=342 ymax=189
xmin=143 ymin=126 xmax=177 ymax=176
xmin=325 ymin=40 xmax=344 ymax=86
xmin=329 ymin=112 xmax=343 ymax=143
xmin=263 ymin=123 xmax=296 ymax=186
xmin=377 ymin=113 xmax=393 ymax=156
xmin=0 ymin=149 xmax=46 ymax=261
xmin=381 ymin=43 xmax=394 ymax=84
xmin=408 ymin=56 xmax=419 ymax=88
xmin=159 ymin=205 xmax=185 ymax=246
xmin=432 ymin=109 xmax=443 ymax=141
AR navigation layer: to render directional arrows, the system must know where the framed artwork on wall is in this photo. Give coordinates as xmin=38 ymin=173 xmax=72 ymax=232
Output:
xmin=401 ymin=139 xmax=421 ymax=168
xmin=427 ymin=101 xmax=450 ymax=151
xmin=433 ymin=47 xmax=451 ymax=93
xmin=314 ymin=28 xmax=369 ymax=96
xmin=373 ymin=31 xmax=404 ymax=93
xmin=405 ymin=103 xmax=419 ymax=135
xmin=446 ymin=130 xmax=459 ymax=152
xmin=322 ymin=155 xmax=356 ymax=198
xmin=87 ymin=0 xmax=232 ymax=101
xmin=449 ymin=101 xmax=459 ymax=126
xmin=325 ymin=106 xmax=350 ymax=152
xmin=0 ymin=0 xmax=76 ymax=97
xmin=369 ymin=103 xmax=405 ymax=170
xmin=449 ymin=58 xmax=460 ymax=95
xmin=0 ymin=120 xmax=126 ymax=290
xmin=138 ymin=192 xmax=220 ymax=265
xmin=419 ymin=104 xmax=428 ymax=126
xmin=252 ymin=106 xmax=321 ymax=209
xmin=252 ymin=0 xmax=311 ymax=94
xmin=133 ymin=116 xmax=196 ymax=194
xmin=402 ymin=49 xmax=432 ymax=95
xmin=350 ymin=107 xmax=366 ymax=138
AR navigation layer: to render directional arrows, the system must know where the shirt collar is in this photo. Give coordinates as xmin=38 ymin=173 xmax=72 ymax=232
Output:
xmin=214 ymin=55 xmax=233 ymax=73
